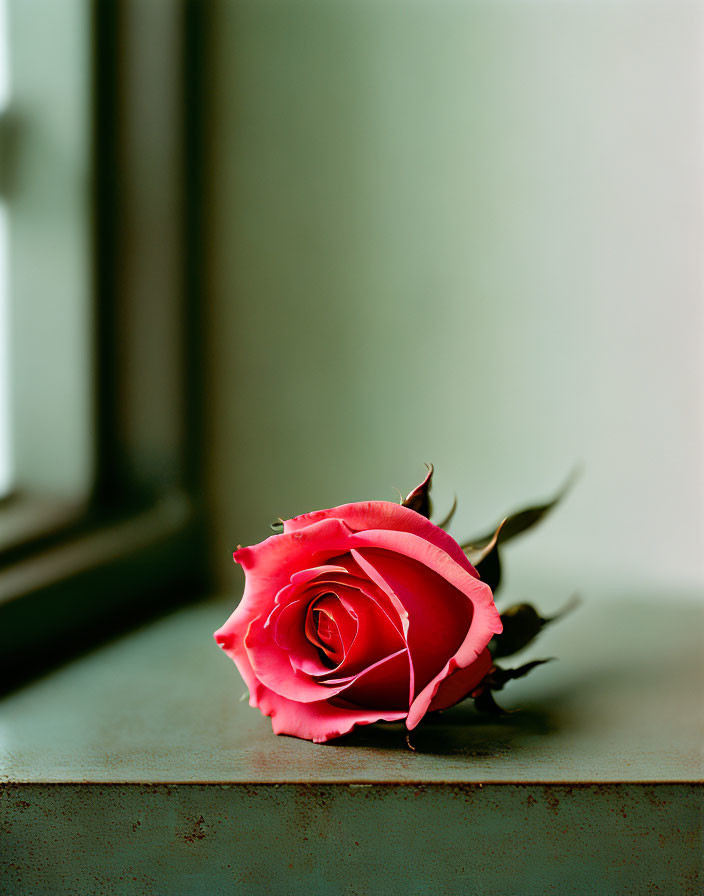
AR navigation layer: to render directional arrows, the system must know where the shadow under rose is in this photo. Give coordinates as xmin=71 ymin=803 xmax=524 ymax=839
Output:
xmin=325 ymin=702 xmax=558 ymax=757
xmin=324 ymin=657 xmax=625 ymax=756
xmin=310 ymin=596 xmax=700 ymax=757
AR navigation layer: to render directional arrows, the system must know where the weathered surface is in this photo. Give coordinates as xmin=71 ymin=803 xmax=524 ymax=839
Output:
xmin=1 ymin=588 xmax=702 ymax=893
xmin=2 ymin=783 xmax=701 ymax=896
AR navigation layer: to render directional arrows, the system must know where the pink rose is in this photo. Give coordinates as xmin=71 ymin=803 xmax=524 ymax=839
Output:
xmin=214 ymin=501 xmax=502 ymax=743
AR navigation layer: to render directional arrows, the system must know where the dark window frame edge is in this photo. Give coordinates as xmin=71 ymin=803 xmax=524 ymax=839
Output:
xmin=0 ymin=0 xmax=210 ymax=692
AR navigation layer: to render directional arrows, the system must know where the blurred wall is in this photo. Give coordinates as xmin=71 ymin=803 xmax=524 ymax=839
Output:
xmin=204 ymin=0 xmax=703 ymax=597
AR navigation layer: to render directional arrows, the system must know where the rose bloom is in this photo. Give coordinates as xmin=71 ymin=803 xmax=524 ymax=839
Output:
xmin=214 ymin=501 xmax=502 ymax=743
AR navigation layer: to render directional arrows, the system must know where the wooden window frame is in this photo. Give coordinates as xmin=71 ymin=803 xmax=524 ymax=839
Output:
xmin=0 ymin=0 xmax=209 ymax=691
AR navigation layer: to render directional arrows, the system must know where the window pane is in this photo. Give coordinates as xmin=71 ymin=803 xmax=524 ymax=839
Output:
xmin=7 ymin=0 xmax=92 ymax=500
xmin=0 ymin=0 xmax=11 ymax=497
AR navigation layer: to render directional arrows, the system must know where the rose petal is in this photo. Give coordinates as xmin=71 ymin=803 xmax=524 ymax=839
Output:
xmin=270 ymin=598 xmax=330 ymax=676
xmin=427 ymin=648 xmax=492 ymax=713
xmin=305 ymin=592 xmax=357 ymax=664
xmin=216 ymin=624 xmax=405 ymax=743
xmin=318 ymin=585 xmax=407 ymax=680
xmin=244 ymin=576 xmax=408 ymax=704
xmin=269 ymin=575 xmax=405 ymax=679
xmin=328 ymin=647 xmax=411 ymax=711
xmin=230 ymin=518 xmax=354 ymax=620
xmin=289 ymin=565 xmax=352 ymax=586
xmin=267 ymin=572 xmax=407 ymax=675
xmin=345 ymin=529 xmax=501 ymax=730
xmin=299 ymin=559 xmax=409 ymax=639
xmin=283 ymin=501 xmax=479 ymax=580
xmin=409 ymin=650 xmax=493 ymax=729
xmin=351 ymin=547 xmax=471 ymax=698
xmin=244 ymin=613 xmax=352 ymax=703
xmin=349 ymin=528 xmax=501 ymax=670
xmin=262 ymin=690 xmax=407 ymax=744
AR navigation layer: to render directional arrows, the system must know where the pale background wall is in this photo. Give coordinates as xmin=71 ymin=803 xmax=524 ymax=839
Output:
xmin=204 ymin=0 xmax=703 ymax=599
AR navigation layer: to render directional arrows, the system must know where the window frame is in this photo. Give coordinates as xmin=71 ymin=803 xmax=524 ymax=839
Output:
xmin=0 ymin=0 xmax=209 ymax=692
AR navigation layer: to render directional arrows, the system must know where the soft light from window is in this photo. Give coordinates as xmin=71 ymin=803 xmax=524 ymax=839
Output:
xmin=0 ymin=0 xmax=9 ymax=497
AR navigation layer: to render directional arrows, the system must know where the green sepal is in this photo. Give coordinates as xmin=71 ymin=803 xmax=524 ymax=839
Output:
xmin=490 ymin=603 xmax=543 ymax=658
xmin=435 ymin=494 xmax=457 ymax=531
xmin=483 ymin=658 xmax=554 ymax=691
xmin=489 ymin=596 xmax=580 ymax=659
xmin=473 ymin=687 xmax=511 ymax=716
xmin=472 ymin=658 xmax=553 ymax=714
xmin=402 ymin=464 xmax=433 ymax=519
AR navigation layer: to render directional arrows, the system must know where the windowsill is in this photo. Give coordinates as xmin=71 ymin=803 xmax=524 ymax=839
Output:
xmin=1 ymin=587 xmax=701 ymax=784
xmin=2 ymin=585 xmax=702 ymax=894
xmin=0 ymin=492 xmax=88 ymax=561
xmin=0 ymin=491 xmax=206 ymax=691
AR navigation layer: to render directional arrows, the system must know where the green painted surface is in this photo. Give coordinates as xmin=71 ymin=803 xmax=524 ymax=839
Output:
xmin=2 ymin=783 xmax=701 ymax=896
xmin=0 ymin=591 xmax=701 ymax=784
xmin=1 ymin=591 xmax=702 ymax=893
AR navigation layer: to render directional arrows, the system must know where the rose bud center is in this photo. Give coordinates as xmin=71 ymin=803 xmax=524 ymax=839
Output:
xmin=304 ymin=592 xmax=358 ymax=668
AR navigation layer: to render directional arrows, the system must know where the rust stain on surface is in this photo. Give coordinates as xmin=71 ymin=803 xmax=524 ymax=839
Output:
xmin=181 ymin=814 xmax=207 ymax=843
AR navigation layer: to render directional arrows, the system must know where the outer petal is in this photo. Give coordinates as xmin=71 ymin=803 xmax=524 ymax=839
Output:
xmin=427 ymin=648 xmax=493 ymax=713
xmin=344 ymin=528 xmax=501 ymax=730
xmin=283 ymin=501 xmax=479 ymax=580
xmin=215 ymin=518 xmax=354 ymax=662
xmin=409 ymin=650 xmax=492 ymax=729
xmin=348 ymin=527 xmax=501 ymax=664
xmin=216 ymin=625 xmax=405 ymax=743
xmin=230 ymin=518 xmax=354 ymax=620
xmin=351 ymin=547 xmax=471 ymax=699
xmin=263 ymin=691 xmax=407 ymax=744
